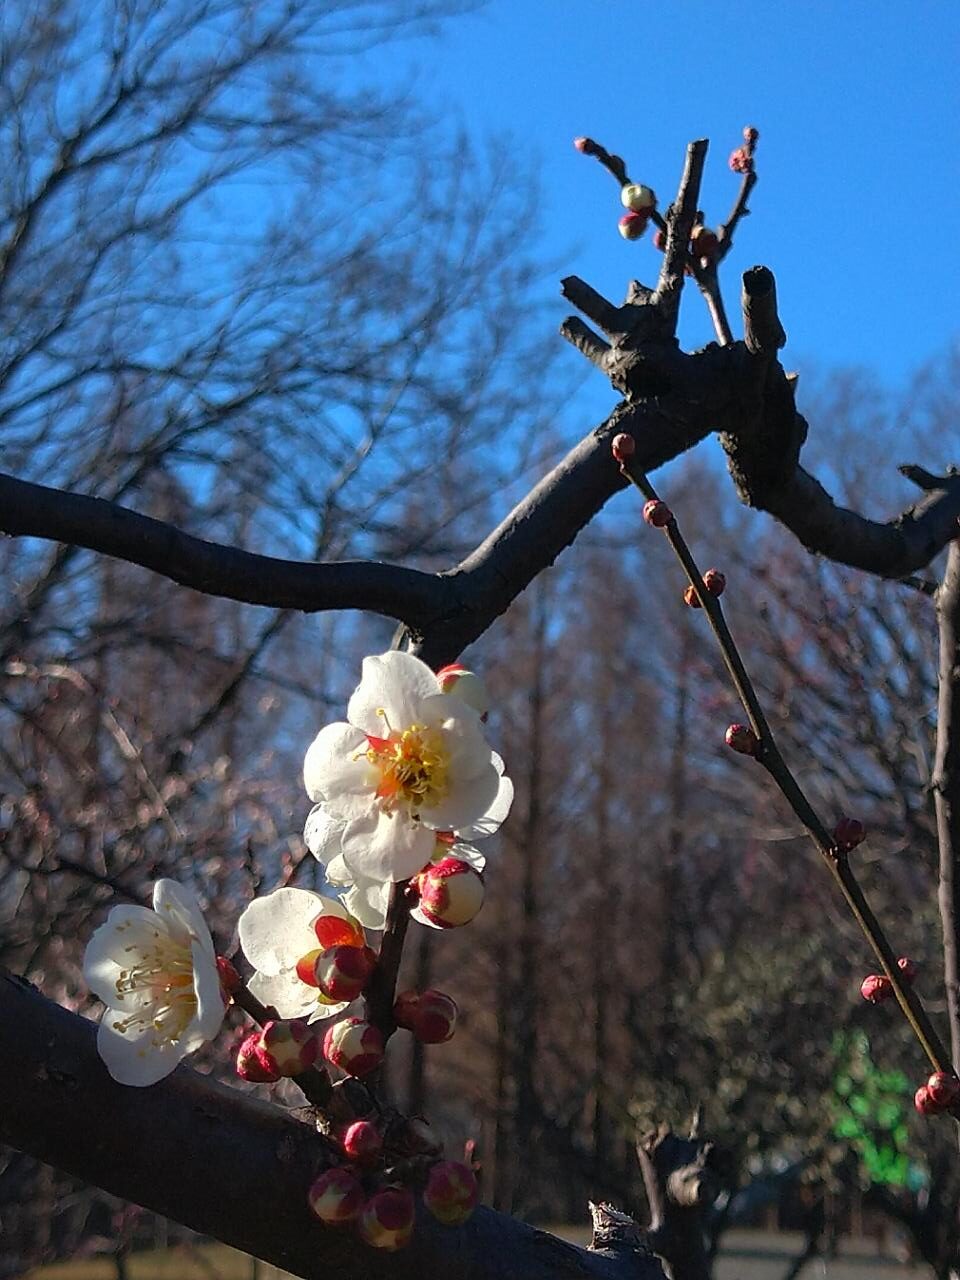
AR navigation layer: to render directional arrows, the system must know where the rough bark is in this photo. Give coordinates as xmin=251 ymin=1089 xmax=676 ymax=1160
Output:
xmin=638 ymin=1124 xmax=720 ymax=1280
xmin=0 ymin=971 xmax=663 ymax=1280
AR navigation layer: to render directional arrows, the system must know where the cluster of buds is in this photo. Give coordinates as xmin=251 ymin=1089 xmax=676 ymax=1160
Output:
xmin=860 ymin=957 xmax=917 ymax=1004
xmin=915 ymin=1070 xmax=960 ymax=1117
xmin=729 ymin=125 xmax=760 ymax=174
xmin=323 ymin=1017 xmax=385 ymax=1078
xmin=618 ymin=182 xmax=657 ymax=242
xmin=236 ymin=1018 xmax=319 ymax=1082
xmin=394 ymin=989 xmax=458 ymax=1044
xmin=683 ymin=568 xmax=726 ymax=608
xmin=411 ymin=856 xmax=485 ymax=929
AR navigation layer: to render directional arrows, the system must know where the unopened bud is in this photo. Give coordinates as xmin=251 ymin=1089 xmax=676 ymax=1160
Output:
xmin=725 ymin=724 xmax=759 ymax=756
xmin=573 ymin=136 xmax=591 ymax=153
xmin=436 ymin=664 xmax=489 ymax=719
xmin=833 ymin=817 xmax=866 ymax=852
xmin=618 ymin=211 xmax=649 ymax=241
xmin=743 ymin=125 xmax=759 ymax=144
xmin=642 ymin=499 xmax=671 ymax=528
xmin=216 ymin=956 xmax=242 ymax=995
xmin=342 ymin=1119 xmax=383 ymax=1165
xmin=703 ymin=568 xmax=726 ymax=596
xmin=683 ymin=585 xmax=702 ymax=609
xmin=236 ymin=1032 xmax=281 ymax=1083
xmin=915 ymin=1084 xmax=937 ymax=1115
xmin=620 ymin=183 xmax=656 ymax=213
xmin=612 ymin=433 xmax=636 ymax=462
xmin=259 ymin=1018 xmax=319 ymax=1076
xmin=393 ymin=989 xmax=421 ymax=1030
xmin=423 ymin=1160 xmax=479 ymax=1226
xmin=323 ymin=1017 xmax=385 ymax=1078
xmin=413 ymin=990 xmax=458 ymax=1045
xmin=690 ymin=225 xmax=719 ymax=261
xmin=358 ymin=1186 xmax=416 ymax=1251
xmin=898 ymin=956 xmax=918 ymax=983
xmin=729 ymin=147 xmax=752 ymax=174
xmin=653 ymin=228 xmax=667 ymax=252
xmin=415 ymin=857 xmax=484 ymax=929
xmin=308 ymin=1167 xmax=365 ymax=1224
xmin=860 ymin=974 xmax=892 ymax=1004
xmin=313 ymin=944 xmax=377 ymax=1003
xmin=927 ymin=1071 xmax=960 ymax=1109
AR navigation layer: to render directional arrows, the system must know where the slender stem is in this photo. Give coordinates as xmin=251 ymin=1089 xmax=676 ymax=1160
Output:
xmin=622 ymin=459 xmax=954 ymax=1075
xmin=365 ymin=880 xmax=412 ymax=1039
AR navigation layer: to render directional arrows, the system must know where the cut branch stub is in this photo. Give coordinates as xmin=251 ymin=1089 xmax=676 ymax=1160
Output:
xmin=741 ymin=265 xmax=786 ymax=356
xmin=638 ymin=1124 xmax=723 ymax=1280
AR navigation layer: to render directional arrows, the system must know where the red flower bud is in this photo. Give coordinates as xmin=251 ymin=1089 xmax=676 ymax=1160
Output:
xmin=393 ymin=989 xmax=421 ymax=1030
xmin=642 ymin=499 xmax=671 ymax=528
xmin=358 ymin=1186 xmax=416 ymax=1251
xmin=703 ymin=568 xmax=726 ymax=596
xmin=416 ymin=857 xmax=484 ymax=929
xmin=897 ymin=956 xmax=918 ymax=983
xmin=653 ymin=228 xmax=667 ymax=252
xmin=412 ymin=990 xmax=458 ymax=1045
xmin=860 ymin=974 xmax=893 ymax=1004
xmin=342 ymin=1119 xmax=383 ymax=1165
xmin=308 ymin=1167 xmax=365 ymax=1224
xmin=436 ymin=665 xmax=489 ymax=718
xmin=833 ymin=817 xmax=866 ymax=851
xmin=729 ymin=147 xmax=752 ymax=174
xmin=611 ymin=433 xmax=636 ymax=462
xmin=618 ymin=211 xmax=649 ymax=241
xmin=573 ymin=136 xmax=591 ymax=153
xmin=690 ymin=225 xmax=719 ymax=261
xmin=236 ymin=1032 xmax=281 ymax=1083
xmin=216 ymin=956 xmax=242 ymax=995
xmin=915 ymin=1084 xmax=937 ymax=1115
xmin=423 ymin=1160 xmax=479 ymax=1226
xmin=323 ymin=1017 xmax=385 ymax=1078
xmin=313 ymin=944 xmax=377 ymax=1003
xmin=927 ymin=1071 xmax=960 ymax=1109
xmin=259 ymin=1019 xmax=319 ymax=1077
xmin=683 ymin=585 xmax=702 ymax=609
xmin=725 ymin=724 xmax=759 ymax=756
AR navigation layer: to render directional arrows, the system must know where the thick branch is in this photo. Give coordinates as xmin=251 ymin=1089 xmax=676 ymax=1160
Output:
xmin=741 ymin=266 xmax=786 ymax=356
xmin=638 ymin=1126 xmax=718 ymax=1280
xmin=936 ymin=543 xmax=960 ymax=1067
xmin=0 ymin=973 xmax=664 ymax=1280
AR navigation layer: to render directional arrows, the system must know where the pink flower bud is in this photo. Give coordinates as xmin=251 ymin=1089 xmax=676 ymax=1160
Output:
xmin=307 ymin=1167 xmax=365 ymax=1224
xmin=573 ymin=136 xmax=591 ymax=153
xmin=393 ymin=989 xmax=421 ymax=1030
xmin=313 ymin=944 xmax=377 ymax=1003
xmin=690 ymin=225 xmax=719 ymax=261
xmin=915 ymin=1084 xmax=937 ymax=1115
xmin=683 ymin=585 xmax=702 ymax=609
xmin=653 ymin=228 xmax=667 ymax=252
xmin=358 ymin=1186 xmax=416 ymax=1251
xmin=342 ymin=1120 xmax=383 ymax=1165
xmin=725 ymin=724 xmax=759 ymax=756
xmin=927 ymin=1071 xmax=960 ymax=1109
xmin=703 ymin=568 xmax=726 ymax=596
xmin=642 ymin=499 xmax=671 ymax=528
xmin=620 ymin=183 xmax=656 ymax=213
xmin=612 ymin=433 xmax=636 ymax=462
xmin=833 ymin=817 xmax=866 ymax=852
xmin=416 ymin=857 xmax=485 ymax=929
xmin=236 ymin=1032 xmax=281 ymax=1083
xmin=729 ymin=147 xmax=752 ymax=174
xmin=216 ymin=956 xmax=242 ymax=995
xmin=423 ymin=1160 xmax=479 ymax=1226
xmin=412 ymin=990 xmax=458 ymax=1045
xmin=860 ymin=974 xmax=892 ymax=1004
xmin=618 ymin=211 xmax=649 ymax=241
xmin=259 ymin=1019 xmax=319 ymax=1077
xmin=323 ymin=1017 xmax=385 ymax=1078
xmin=898 ymin=956 xmax=918 ymax=983
xmin=436 ymin=664 xmax=489 ymax=719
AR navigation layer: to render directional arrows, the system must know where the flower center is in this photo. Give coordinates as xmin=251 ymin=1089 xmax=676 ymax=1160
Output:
xmin=365 ymin=720 xmax=450 ymax=816
xmin=111 ymin=932 xmax=197 ymax=1046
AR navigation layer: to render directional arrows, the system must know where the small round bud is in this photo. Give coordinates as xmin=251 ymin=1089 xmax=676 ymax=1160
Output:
xmin=915 ymin=1084 xmax=937 ymax=1115
xmin=642 ymin=499 xmax=672 ymax=528
xmin=620 ymin=183 xmax=656 ymax=213
xmin=703 ymin=568 xmax=726 ymax=596
xmin=618 ymin=211 xmax=649 ymax=241
xmin=833 ymin=817 xmax=866 ymax=852
xmin=236 ymin=1032 xmax=281 ymax=1083
xmin=259 ymin=1018 xmax=319 ymax=1076
xmin=313 ymin=944 xmax=377 ymax=1003
xmin=416 ymin=857 xmax=485 ymax=929
xmin=683 ymin=585 xmax=702 ymax=609
xmin=743 ymin=125 xmax=759 ymax=144
xmin=308 ymin=1167 xmax=365 ymax=1224
xmin=927 ymin=1071 xmax=960 ymax=1109
xmin=436 ymin=664 xmax=489 ymax=719
xmin=412 ymin=990 xmax=458 ymax=1045
xmin=323 ymin=1017 xmax=385 ymax=1078
xmin=725 ymin=724 xmax=759 ymax=756
xmin=216 ymin=955 xmax=242 ymax=995
xmin=358 ymin=1187 xmax=416 ymax=1251
xmin=690 ymin=225 xmax=719 ymax=261
xmin=860 ymin=974 xmax=893 ymax=1005
xmin=653 ymin=228 xmax=666 ymax=252
xmin=342 ymin=1119 xmax=383 ymax=1165
xmin=423 ymin=1160 xmax=479 ymax=1226
xmin=393 ymin=989 xmax=421 ymax=1030
xmin=611 ymin=433 xmax=636 ymax=462
xmin=897 ymin=956 xmax=918 ymax=983
xmin=573 ymin=136 xmax=590 ymax=153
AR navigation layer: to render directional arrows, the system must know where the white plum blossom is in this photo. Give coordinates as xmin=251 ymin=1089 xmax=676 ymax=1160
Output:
xmin=237 ymin=887 xmax=365 ymax=1021
xmin=83 ymin=880 xmax=225 ymax=1086
xmin=303 ymin=651 xmax=512 ymax=923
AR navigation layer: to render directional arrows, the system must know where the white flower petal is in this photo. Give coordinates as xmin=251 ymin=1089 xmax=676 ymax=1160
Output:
xmin=152 ymin=880 xmax=214 ymax=956
xmin=96 ymin=1018 xmax=186 ymax=1087
xmin=83 ymin=909 xmax=172 ymax=1009
xmin=457 ymin=773 xmax=514 ymax=841
xmin=191 ymin=940 xmax=227 ymax=1042
xmin=303 ymin=723 xmax=369 ymax=803
xmin=421 ymin=760 xmax=501 ymax=832
xmin=446 ymin=842 xmax=486 ymax=872
xmin=304 ymin=805 xmax=346 ymax=860
xmin=341 ymin=811 xmax=434 ymax=884
xmin=344 ymin=877 xmax=393 ymax=931
xmin=238 ymin=888 xmax=349 ymax=976
xmin=246 ymin=968 xmax=344 ymax=1022
xmin=346 ymin=651 xmax=440 ymax=735
xmin=323 ymin=853 xmax=353 ymax=885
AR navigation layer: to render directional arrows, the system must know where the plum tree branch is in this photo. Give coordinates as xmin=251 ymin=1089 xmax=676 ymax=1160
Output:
xmin=935 ymin=544 xmax=960 ymax=1070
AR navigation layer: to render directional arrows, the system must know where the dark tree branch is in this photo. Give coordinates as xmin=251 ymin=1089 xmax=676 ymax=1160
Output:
xmin=638 ymin=1126 xmax=719 ymax=1280
xmin=935 ymin=543 xmax=960 ymax=1069
xmin=741 ymin=266 xmax=786 ymax=356
xmin=559 ymin=316 xmax=612 ymax=370
xmin=0 ymin=972 xmax=665 ymax=1280
xmin=653 ymin=140 xmax=708 ymax=331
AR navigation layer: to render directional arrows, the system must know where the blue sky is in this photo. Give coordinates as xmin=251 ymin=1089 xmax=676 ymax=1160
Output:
xmin=387 ymin=0 xmax=958 ymax=420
